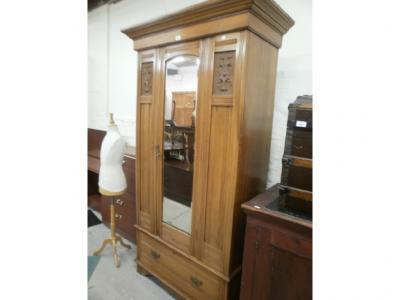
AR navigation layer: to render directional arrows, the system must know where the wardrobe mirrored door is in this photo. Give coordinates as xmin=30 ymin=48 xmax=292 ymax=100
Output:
xmin=162 ymin=55 xmax=199 ymax=235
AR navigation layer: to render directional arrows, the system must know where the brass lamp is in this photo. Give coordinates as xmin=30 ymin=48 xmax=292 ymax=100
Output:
xmin=93 ymin=113 xmax=131 ymax=268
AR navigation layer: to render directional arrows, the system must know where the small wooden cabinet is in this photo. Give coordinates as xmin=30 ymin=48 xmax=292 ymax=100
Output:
xmin=240 ymin=185 xmax=312 ymax=300
xmin=123 ymin=1 xmax=294 ymax=298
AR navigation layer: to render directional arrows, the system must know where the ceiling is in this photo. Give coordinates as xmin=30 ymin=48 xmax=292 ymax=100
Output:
xmin=88 ymin=0 xmax=122 ymax=11
xmin=88 ymin=0 xmax=107 ymax=11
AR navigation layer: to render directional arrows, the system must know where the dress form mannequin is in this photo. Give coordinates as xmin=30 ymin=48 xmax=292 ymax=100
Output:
xmin=98 ymin=118 xmax=127 ymax=195
xmin=93 ymin=113 xmax=131 ymax=267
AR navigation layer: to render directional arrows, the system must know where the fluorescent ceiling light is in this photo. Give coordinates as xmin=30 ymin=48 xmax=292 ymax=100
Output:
xmin=170 ymin=56 xmax=185 ymax=64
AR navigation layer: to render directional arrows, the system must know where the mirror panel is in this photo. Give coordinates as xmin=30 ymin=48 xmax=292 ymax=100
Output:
xmin=162 ymin=55 xmax=199 ymax=235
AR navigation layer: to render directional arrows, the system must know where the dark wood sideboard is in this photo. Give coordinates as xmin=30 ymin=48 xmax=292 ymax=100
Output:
xmin=240 ymin=185 xmax=312 ymax=300
xmin=88 ymin=128 xmax=136 ymax=242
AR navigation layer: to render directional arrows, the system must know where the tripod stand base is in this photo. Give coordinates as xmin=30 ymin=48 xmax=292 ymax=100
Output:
xmin=93 ymin=235 xmax=131 ymax=268
xmin=92 ymin=198 xmax=131 ymax=268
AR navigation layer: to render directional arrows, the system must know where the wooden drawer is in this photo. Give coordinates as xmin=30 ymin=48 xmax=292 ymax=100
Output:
xmin=284 ymin=129 xmax=312 ymax=158
xmin=281 ymin=155 xmax=312 ymax=192
xmin=102 ymin=195 xmax=136 ymax=241
xmin=102 ymin=196 xmax=135 ymax=220
xmin=287 ymin=99 xmax=312 ymax=130
xmin=138 ymin=232 xmax=223 ymax=299
xmin=271 ymin=229 xmax=312 ymax=258
xmin=114 ymin=197 xmax=135 ymax=230
xmin=122 ymin=156 xmax=135 ymax=197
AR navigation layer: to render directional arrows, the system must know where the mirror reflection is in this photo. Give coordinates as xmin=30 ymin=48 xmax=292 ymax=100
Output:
xmin=162 ymin=55 xmax=199 ymax=234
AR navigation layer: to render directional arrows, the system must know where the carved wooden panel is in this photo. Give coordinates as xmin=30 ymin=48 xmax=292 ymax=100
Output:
xmin=212 ymin=51 xmax=235 ymax=96
xmin=141 ymin=62 xmax=153 ymax=96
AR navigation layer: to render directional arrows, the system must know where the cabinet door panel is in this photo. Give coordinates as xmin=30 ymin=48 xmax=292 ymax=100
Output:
xmin=269 ymin=247 xmax=312 ymax=300
xmin=240 ymin=217 xmax=312 ymax=300
xmin=240 ymin=220 xmax=273 ymax=300
xmin=192 ymin=33 xmax=244 ymax=274
xmin=240 ymin=220 xmax=270 ymax=300
xmin=203 ymin=106 xmax=236 ymax=260
xmin=137 ymin=51 xmax=157 ymax=233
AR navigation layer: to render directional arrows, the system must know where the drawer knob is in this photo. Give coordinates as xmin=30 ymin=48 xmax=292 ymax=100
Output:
xmin=190 ymin=276 xmax=203 ymax=288
xmin=255 ymin=240 xmax=260 ymax=250
xmin=150 ymin=250 xmax=160 ymax=260
xmin=115 ymin=213 xmax=122 ymax=220
xmin=115 ymin=199 xmax=124 ymax=206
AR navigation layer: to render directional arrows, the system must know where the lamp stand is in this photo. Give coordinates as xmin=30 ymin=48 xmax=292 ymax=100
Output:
xmin=93 ymin=197 xmax=131 ymax=268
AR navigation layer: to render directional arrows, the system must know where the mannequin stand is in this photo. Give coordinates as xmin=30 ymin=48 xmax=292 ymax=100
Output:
xmin=93 ymin=197 xmax=131 ymax=268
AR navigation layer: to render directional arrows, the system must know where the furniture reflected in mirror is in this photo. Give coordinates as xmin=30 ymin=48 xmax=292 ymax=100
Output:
xmin=164 ymin=120 xmax=194 ymax=207
xmin=171 ymin=91 xmax=196 ymax=127
xmin=162 ymin=56 xmax=198 ymax=234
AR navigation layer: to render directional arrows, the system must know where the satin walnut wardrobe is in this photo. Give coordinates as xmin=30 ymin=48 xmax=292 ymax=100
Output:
xmin=123 ymin=1 xmax=294 ymax=298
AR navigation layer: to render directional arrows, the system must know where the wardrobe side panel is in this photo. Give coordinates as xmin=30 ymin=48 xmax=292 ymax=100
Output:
xmin=229 ymin=32 xmax=279 ymax=272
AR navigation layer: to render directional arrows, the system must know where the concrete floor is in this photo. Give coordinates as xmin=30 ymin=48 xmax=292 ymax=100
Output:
xmin=88 ymin=212 xmax=176 ymax=300
xmin=162 ymin=197 xmax=192 ymax=234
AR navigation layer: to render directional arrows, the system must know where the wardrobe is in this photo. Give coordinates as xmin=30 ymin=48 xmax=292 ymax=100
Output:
xmin=123 ymin=1 xmax=293 ymax=298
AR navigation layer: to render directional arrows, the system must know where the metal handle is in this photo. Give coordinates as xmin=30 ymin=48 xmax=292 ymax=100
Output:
xmin=115 ymin=213 xmax=122 ymax=220
xmin=282 ymin=157 xmax=293 ymax=165
xmin=150 ymin=250 xmax=160 ymax=260
xmin=294 ymin=145 xmax=303 ymax=150
xmin=155 ymin=145 xmax=161 ymax=160
xmin=278 ymin=186 xmax=289 ymax=195
xmin=190 ymin=276 xmax=203 ymax=288
xmin=115 ymin=199 xmax=124 ymax=206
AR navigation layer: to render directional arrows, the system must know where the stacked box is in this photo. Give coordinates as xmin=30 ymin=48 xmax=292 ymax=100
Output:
xmin=279 ymin=95 xmax=313 ymax=219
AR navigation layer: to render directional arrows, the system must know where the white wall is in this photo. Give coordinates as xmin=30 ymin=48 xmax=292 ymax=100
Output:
xmin=267 ymin=0 xmax=312 ymax=187
xmin=88 ymin=5 xmax=108 ymax=131
xmin=88 ymin=0 xmax=312 ymax=187
xmin=88 ymin=0 xmax=205 ymax=145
